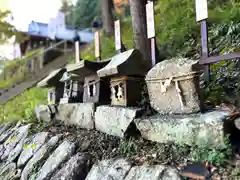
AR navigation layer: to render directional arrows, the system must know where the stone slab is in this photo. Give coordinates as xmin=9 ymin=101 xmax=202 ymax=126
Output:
xmin=35 ymin=140 xmax=76 ymax=180
xmin=50 ymin=153 xmax=91 ymax=180
xmin=0 ymin=124 xmax=11 ymax=137
xmin=21 ymin=135 xmax=60 ymax=180
xmin=85 ymin=158 xmax=132 ymax=180
xmin=1 ymin=124 xmax=30 ymax=160
xmin=0 ymin=162 xmax=17 ymax=180
xmin=134 ymin=111 xmax=230 ymax=148
xmin=0 ymin=122 xmax=21 ymax=143
xmin=17 ymin=132 xmax=49 ymax=167
xmin=56 ymin=103 xmax=95 ymax=129
xmin=124 ymin=165 xmax=181 ymax=180
xmin=94 ymin=106 xmax=141 ymax=137
xmin=7 ymin=136 xmax=26 ymax=162
xmin=35 ymin=105 xmax=52 ymax=122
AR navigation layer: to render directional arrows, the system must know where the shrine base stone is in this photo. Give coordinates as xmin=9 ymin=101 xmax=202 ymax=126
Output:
xmin=134 ymin=111 xmax=230 ymax=148
xmin=94 ymin=106 xmax=141 ymax=137
xmin=35 ymin=105 xmax=51 ymax=122
xmin=56 ymin=103 xmax=95 ymax=129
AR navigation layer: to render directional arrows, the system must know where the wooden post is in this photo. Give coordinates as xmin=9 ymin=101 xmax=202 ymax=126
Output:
xmin=94 ymin=31 xmax=101 ymax=61
xmin=64 ymin=41 xmax=67 ymax=55
xmin=30 ymin=59 xmax=34 ymax=73
xmin=75 ymin=41 xmax=80 ymax=63
xmin=39 ymin=48 xmax=44 ymax=69
xmin=195 ymin=0 xmax=210 ymax=83
xmin=115 ymin=20 xmax=122 ymax=54
xmin=146 ymin=1 xmax=156 ymax=67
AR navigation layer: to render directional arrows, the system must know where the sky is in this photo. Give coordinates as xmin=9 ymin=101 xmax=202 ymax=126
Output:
xmin=8 ymin=0 xmax=63 ymax=31
xmin=0 ymin=0 xmax=69 ymax=59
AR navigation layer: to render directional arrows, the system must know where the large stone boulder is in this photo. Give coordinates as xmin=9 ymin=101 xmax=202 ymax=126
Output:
xmin=94 ymin=106 xmax=141 ymax=137
xmin=146 ymin=58 xmax=202 ymax=114
xmin=134 ymin=111 xmax=230 ymax=148
xmin=56 ymin=103 xmax=95 ymax=129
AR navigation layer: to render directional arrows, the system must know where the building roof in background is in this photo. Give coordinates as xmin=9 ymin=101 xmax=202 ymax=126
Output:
xmin=22 ymin=21 xmax=94 ymax=43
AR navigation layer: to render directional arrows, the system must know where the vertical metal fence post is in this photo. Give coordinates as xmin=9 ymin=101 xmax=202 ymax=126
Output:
xmin=200 ymin=20 xmax=210 ymax=83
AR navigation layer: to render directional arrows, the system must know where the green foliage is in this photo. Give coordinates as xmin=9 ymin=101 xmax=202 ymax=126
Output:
xmin=231 ymin=166 xmax=240 ymax=178
xmin=0 ymin=10 xmax=23 ymax=43
xmin=0 ymin=48 xmax=42 ymax=88
xmin=80 ymin=0 xmax=239 ymax=63
xmin=0 ymin=87 xmax=47 ymax=124
xmin=189 ymin=137 xmax=231 ymax=167
xmin=155 ymin=0 xmax=199 ymax=58
xmin=70 ymin=0 xmax=100 ymax=28
xmin=119 ymin=138 xmax=138 ymax=156
xmin=59 ymin=0 xmax=73 ymax=26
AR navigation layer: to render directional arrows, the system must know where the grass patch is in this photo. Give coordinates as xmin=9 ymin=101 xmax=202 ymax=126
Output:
xmin=0 ymin=87 xmax=47 ymax=124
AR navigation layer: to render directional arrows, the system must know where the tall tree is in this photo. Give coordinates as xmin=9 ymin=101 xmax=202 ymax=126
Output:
xmin=71 ymin=0 xmax=100 ymax=28
xmin=59 ymin=0 xmax=73 ymax=26
xmin=101 ymin=0 xmax=114 ymax=36
xmin=129 ymin=0 xmax=151 ymax=68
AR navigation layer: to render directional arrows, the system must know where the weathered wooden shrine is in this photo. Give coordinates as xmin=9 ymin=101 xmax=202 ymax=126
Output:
xmin=37 ymin=68 xmax=67 ymax=104
xmin=97 ymin=49 xmax=148 ymax=106
xmin=65 ymin=59 xmax=111 ymax=104
xmin=58 ymin=72 xmax=82 ymax=104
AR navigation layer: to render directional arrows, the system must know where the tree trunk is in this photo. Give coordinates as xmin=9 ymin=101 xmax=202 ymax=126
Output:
xmin=129 ymin=0 xmax=151 ymax=69
xmin=101 ymin=0 xmax=114 ymax=37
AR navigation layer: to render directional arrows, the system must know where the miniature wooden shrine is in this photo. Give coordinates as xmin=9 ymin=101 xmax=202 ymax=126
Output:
xmin=97 ymin=49 xmax=148 ymax=106
xmin=59 ymin=71 xmax=83 ymax=104
xmin=66 ymin=59 xmax=111 ymax=104
xmin=37 ymin=68 xmax=66 ymax=104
